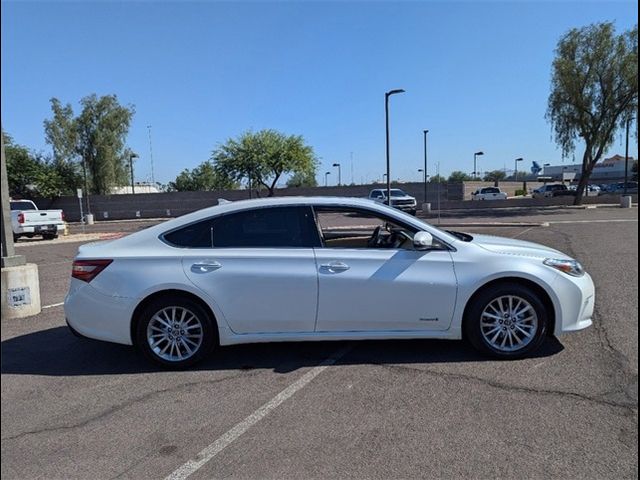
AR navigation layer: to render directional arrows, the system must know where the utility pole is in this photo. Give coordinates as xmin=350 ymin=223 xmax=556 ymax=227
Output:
xmin=147 ymin=125 xmax=155 ymax=185
xmin=423 ymin=130 xmax=429 ymax=203
xmin=623 ymin=117 xmax=631 ymax=195
xmin=1 ymin=130 xmax=25 ymax=268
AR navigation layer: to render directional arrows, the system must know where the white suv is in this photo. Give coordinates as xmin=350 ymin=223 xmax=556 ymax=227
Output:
xmin=368 ymin=188 xmax=417 ymax=215
xmin=471 ymin=187 xmax=508 ymax=201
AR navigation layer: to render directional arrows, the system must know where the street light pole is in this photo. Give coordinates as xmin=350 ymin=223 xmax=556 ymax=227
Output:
xmin=332 ymin=163 xmax=341 ymax=186
xmin=473 ymin=151 xmax=484 ymax=180
xmin=385 ymin=89 xmax=405 ymax=202
xmin=324 ymin=171 xmax=331 ymax=187
xmin=423 ymin=130 xmax=429 ymax=203
xmin=515 ymin=157 xmax=523 ymax=183
xmin=129 ymin=152 xmax=139 ymax=194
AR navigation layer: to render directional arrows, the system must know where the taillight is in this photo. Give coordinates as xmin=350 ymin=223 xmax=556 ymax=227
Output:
xmin=17 ymin=213 xmax=25 ymax=224
xmin=72 ymin=259 xmax=113 ymax=282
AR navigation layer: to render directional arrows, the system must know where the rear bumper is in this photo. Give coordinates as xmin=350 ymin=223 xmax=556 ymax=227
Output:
xmin=64 ymin=281 xmax=136 ymax=345
xmin=15 ymin=224 xmax=64 ymax=235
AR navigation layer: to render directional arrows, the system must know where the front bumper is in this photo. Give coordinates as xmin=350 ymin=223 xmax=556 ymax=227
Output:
xmin=64 ymin=280 xmax=136 ymax=345
xmin=553 ymin=271 xmax=595 ymax=336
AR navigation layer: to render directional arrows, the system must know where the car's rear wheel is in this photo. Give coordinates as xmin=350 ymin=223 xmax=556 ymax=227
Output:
xmin=464 ymin=284 xmax=548 ymax=359
xmin=135 ymin=295 xmax=216 ymax=368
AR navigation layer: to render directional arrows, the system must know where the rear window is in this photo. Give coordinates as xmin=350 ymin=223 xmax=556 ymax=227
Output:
xmin=162 ymin=206 xmax=320 ymax=248
xmin=482 ymin=188 xmax=499 ymax=193
xmin=10 ymin=201 xmax=36 ymax=211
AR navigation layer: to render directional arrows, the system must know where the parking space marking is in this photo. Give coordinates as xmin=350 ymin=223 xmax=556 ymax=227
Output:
xmin=42 ymin=302 xmax=65 ymax=309
xmin=165 ymin=344 xmax=352 ymax=480
xmin=547 ymin=219 xmax=638 ymax=224
xmin=511 ymin=226 xmax=536 ymax=239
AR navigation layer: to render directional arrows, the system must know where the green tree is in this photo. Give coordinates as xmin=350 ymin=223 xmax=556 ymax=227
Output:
xmin=483 ymin=170 xmax=507 ymax=183
xmin=4 ymin=133 xmax=42 ymax=197
xmin=4 ymin=131 xmax=81 ymax=197
xmin=169 ymin=160 xmax=238 ymax=191
xmin=447 ymin=171 xmax=473 ymax=183
xmin=429 ymin=174 xmax=446 ymax=184
xmin=44 ymin=94 xmax=135 ymax=195
xmin=212 ymin=129 xmax=318 ymax=197
xmin=286 ymin=170 xmax=318 ymax=188
xmin=547 ymin=22 xmax=638 ymax=205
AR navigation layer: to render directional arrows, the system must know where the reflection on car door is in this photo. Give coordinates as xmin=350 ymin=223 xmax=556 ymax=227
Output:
xmin=312 ymin=208 xmax=458 ymax=332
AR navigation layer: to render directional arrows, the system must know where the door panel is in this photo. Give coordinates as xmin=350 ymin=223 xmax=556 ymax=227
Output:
xmin=182 ymin=249 xmax=318 ymax=334
xmin=314 ymin=248 xmax=457 ymax=332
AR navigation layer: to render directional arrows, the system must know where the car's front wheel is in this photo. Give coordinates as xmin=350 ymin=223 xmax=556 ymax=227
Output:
xmin=135 ymin=295 xmax=216 ymax=368
xmin=464 ymin=284 xmax=548 ymax=359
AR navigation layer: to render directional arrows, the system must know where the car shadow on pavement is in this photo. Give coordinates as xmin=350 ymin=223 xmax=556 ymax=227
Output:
xmin=1 ymin=326 xmax=564 ymax=376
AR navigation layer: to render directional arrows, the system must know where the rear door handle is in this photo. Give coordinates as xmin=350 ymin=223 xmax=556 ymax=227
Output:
xmin=191 ymin=261 xmax=222 ymax=273
xmin=320 ymin=261 xmax=350 ymax=273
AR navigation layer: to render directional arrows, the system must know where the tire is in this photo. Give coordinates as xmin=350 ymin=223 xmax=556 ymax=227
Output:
xmin=135 ymin=294 xmax=216 ymax=368
xmin=13 ymin=234 xmax=19 ymax=243
xmin=463 ymin=283 xmax=548 ymax=359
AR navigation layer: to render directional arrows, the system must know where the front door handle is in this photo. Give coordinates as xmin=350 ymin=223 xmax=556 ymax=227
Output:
xmin=191 ymin=261 xmax=222 ymax=273
xmin=320 ymin=261 xmax=350 ymax=273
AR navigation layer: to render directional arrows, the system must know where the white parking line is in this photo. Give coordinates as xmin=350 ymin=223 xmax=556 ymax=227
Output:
xmin=165 ymin=345 xmax=352 ymax=480
xmin=42 ymin=302 xmax=64 ymax=309
xmin=547 ymin=219 xmax=638 ymax=224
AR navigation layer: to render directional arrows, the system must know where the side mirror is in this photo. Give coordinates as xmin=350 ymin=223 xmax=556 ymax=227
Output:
xmin=413 ymin=231 xmax=434 ymax=250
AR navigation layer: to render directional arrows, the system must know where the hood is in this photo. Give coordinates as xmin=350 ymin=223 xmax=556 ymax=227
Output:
xmin=471 ymin=234 xmax=567 ymax=259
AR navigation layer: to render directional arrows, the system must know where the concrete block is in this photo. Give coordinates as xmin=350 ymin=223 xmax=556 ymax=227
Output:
xmin=620 ymin=195 xmax=633 ymax=208
xmin=1 ymin=263 xmax=41 ymax=319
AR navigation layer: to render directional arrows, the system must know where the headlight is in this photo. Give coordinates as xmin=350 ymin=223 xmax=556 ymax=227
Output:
xmin=543 ymin=258 xmax=585 ymax=277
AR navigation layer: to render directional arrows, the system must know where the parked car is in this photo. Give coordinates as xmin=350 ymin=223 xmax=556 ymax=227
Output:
xmin=368 ymin=188 xmax=417 ymax=215
xmin=471 ymin=187 xmax=508 ymax=201
xmin=598 ymin=182 xmax=638 ymax=195
xmin=65 ymin=196 xmax=594 ymax=368
xmin=10 ymin=199 xmax=65 ymax=242
xmin=532 ymin=184 xmax=576 ymax=198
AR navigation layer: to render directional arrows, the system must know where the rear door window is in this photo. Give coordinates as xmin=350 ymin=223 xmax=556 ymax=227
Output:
xmin=162 ymin=206 xmax=320 ymax=248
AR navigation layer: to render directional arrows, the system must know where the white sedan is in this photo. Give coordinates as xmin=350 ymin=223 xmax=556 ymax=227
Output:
xmin=65 ymin=197 xmax=594 ymax=367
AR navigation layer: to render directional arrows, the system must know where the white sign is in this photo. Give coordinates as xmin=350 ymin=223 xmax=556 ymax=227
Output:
xmin=77 ymin=188 xmax=83 ymax=198
xmin=8 ymin=287 xmax=31 ymax=308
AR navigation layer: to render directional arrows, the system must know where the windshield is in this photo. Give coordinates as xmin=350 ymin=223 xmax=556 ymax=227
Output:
xmin=389 ymin=189 xmax=408 ymax=197
xmin=10 ymin=201 xmax=36 ymax=211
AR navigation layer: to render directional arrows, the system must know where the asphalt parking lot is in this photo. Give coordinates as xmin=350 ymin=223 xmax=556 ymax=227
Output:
xmin=1 ymin=207 xmax=638 ymax=479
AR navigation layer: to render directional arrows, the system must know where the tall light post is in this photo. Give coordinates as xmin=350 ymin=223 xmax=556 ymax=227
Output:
xmin=385 ymin=88 xmax=405 ymax=201
xmin=423 ymin=129 xmax=429 ymax=203
xmin=514 ymin=157 xmax=523 ymax=182
xmin=473 ymin=151 xmax=484 ymax=179
xmin=324 ymin=171 xmax=331 ymax=187
xmin=129 ymin=152 xmax=139 ymax=194
xmin=332 ymin=163 xmax=341 ymax=186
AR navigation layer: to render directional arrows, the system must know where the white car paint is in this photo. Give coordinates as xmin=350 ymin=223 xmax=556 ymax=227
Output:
xmin=65 ymin=196 xmax=594 ymax=355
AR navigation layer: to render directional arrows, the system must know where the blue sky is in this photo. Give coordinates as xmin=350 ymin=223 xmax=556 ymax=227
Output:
xmin=1 ymin=1 xmax=637 ymax=186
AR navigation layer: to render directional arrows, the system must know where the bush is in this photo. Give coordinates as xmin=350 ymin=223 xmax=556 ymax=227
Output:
xmin=514 ymin=189 xmax=527 ymax=196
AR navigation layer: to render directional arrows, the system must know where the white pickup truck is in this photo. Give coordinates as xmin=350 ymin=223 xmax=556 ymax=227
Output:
xmin=10 ymin=199 xmax=65 ymax=242
xmin=471 ymin=187 xmax=508 ymax=200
